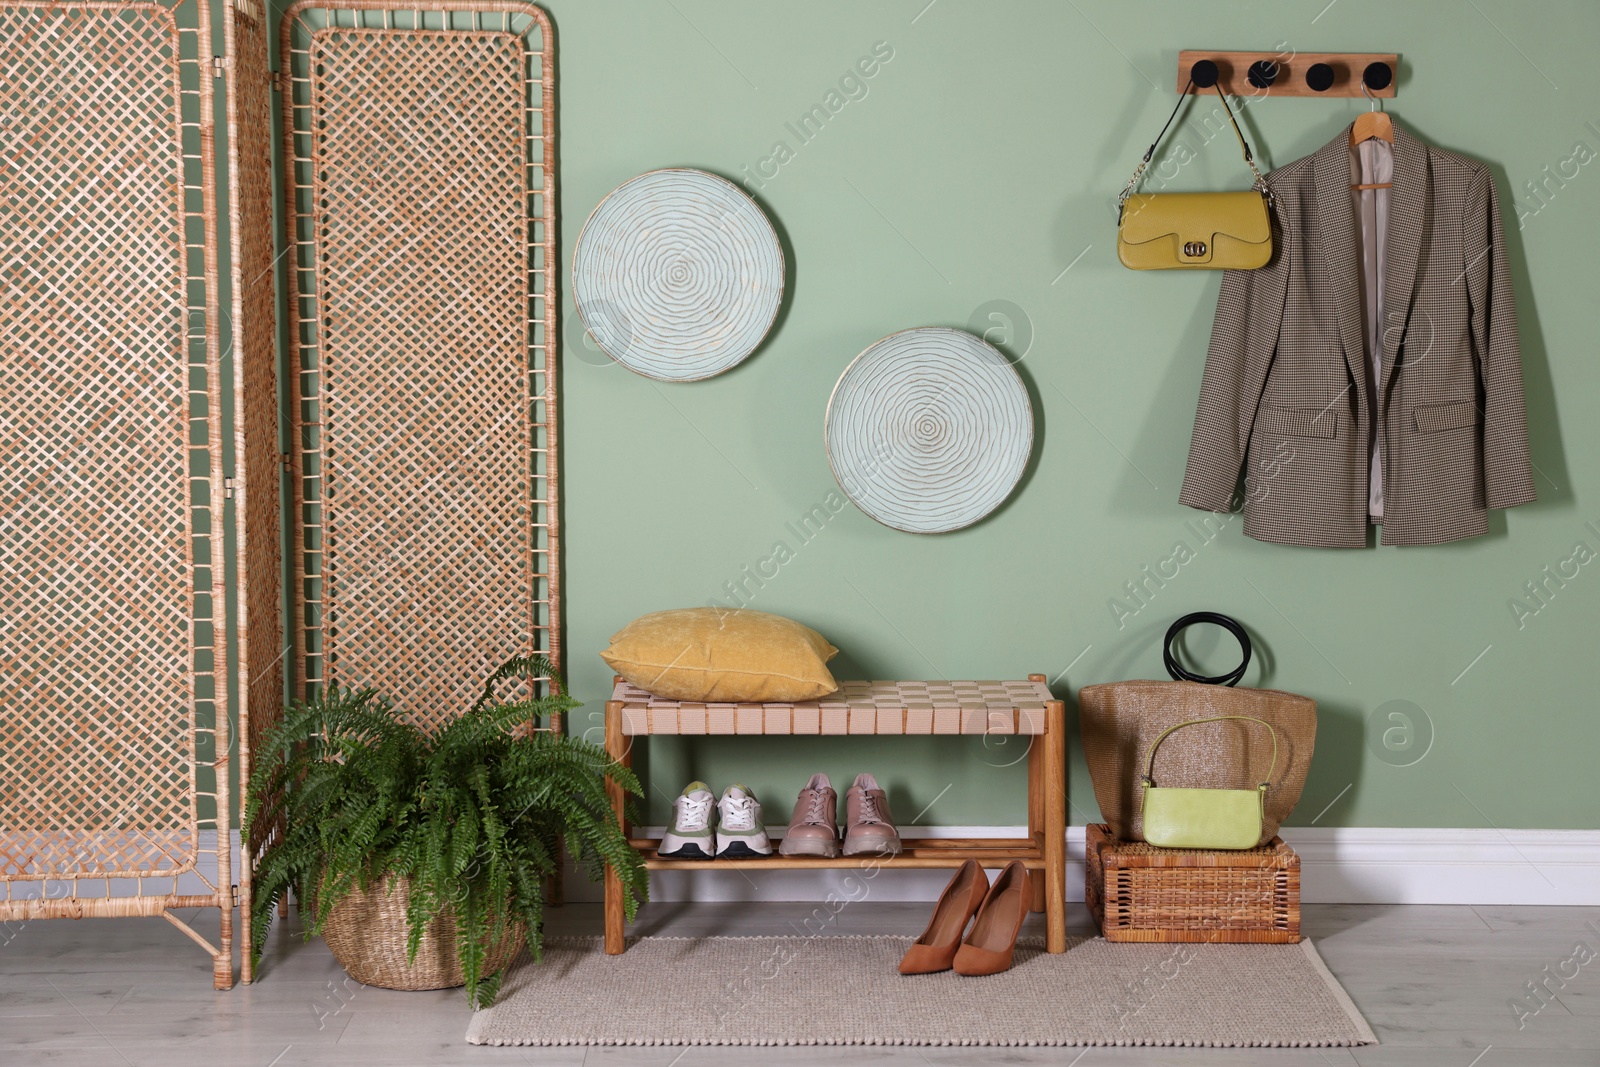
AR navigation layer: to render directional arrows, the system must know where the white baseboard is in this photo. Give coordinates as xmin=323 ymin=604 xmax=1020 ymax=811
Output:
xmin=561 ymin=825 xmax=1600 ymax=907
xmin=1281 ymin=826 xmax=1600 ymax=906
xmin=47 ymin=827 xmax=1600 ymax=908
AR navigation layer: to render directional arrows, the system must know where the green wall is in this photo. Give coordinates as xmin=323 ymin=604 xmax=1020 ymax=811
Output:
xmin=546 ymin=0 xmax=1600 ymax=831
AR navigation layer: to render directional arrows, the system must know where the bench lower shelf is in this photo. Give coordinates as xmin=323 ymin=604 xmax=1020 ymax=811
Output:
xmin=629 ymin=835 xmax=1045 ymax=866
xmin=639 ymin=852 xmax=1049 ymax=871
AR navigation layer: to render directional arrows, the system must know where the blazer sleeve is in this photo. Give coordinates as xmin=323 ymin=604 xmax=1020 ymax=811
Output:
xmin=1464 ymin=168 xmax=1537 ymax=509
xmin=1178 ymin=223 xmax=1292 ymax=513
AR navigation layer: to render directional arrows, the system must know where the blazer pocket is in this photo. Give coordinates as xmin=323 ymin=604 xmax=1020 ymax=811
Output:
xmin=1412 ymin=399 xmax=1478 ymax=434
xmin=1259 ymin=405 xmax=1336 ymax=439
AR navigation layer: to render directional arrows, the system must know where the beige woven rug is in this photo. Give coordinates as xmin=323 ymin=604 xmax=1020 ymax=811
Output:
xmin=465 ymin=935 xmax=1376 ymax=1048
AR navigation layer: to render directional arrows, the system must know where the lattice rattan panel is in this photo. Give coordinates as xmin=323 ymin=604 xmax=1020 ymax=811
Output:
xmin=281 ymin=1 xmax=558 ymax=728
xmin=1 ymin=0 xmax=225 ymax=881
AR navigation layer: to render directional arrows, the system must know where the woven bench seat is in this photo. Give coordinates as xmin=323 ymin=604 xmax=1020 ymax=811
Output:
xmin=611 ymin=678 xmax=1053 ymax=736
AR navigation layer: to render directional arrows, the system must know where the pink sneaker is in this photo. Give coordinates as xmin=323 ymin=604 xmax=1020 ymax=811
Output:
xmin=843 ymin=773 xmax=902 ymax=856
xmin=779 ymin=773 xmax=839 ymax=857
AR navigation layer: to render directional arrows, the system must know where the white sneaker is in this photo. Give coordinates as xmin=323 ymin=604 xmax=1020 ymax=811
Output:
xmin=716 ymin=784 xmax=773 ymax=858
xmin=658 ymin=781 xmax=716 ymax=859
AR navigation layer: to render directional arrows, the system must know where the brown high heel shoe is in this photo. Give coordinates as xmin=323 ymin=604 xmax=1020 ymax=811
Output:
xmin=898 ymin=860 xmax=989 ymax=974
xmin=952 ymin=860 xmax=1030 ymax=976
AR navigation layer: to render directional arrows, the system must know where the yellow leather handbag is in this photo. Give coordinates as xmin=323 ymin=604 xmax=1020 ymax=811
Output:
xmin=1140 ymin=715 xmax=1279 ymax=850
xmin=1116 ymin=81 xmax=1273 ymax=271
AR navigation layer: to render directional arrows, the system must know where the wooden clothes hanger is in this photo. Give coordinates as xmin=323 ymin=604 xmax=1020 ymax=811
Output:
xmin=1350 ymin=83 xmax=1394 ymax=190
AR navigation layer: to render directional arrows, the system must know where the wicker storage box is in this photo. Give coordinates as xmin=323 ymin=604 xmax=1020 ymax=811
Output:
xmin=1086 ymin=823 xmax=1301 ymax=943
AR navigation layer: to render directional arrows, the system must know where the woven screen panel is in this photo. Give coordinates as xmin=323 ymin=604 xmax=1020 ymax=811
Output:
xmin=227 ymin=0 xmax=282 ymax=979
xmin=233 ymin=0 xmax=282 ymax=767
xmin=296 ymin=21 xmax=541 ymax=727
xmin=0 ymin=1 xmax=200 ymax=878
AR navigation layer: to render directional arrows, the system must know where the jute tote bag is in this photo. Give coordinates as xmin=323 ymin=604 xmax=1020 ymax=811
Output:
xmin=1078 ymin=613 xmax=1317 ymax=845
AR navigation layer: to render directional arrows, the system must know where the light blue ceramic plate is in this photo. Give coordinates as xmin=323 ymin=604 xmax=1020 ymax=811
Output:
xmin=826 ymin=327 xmax=1032 ymax=534
xmin=573 ymin=169 xmax=784 ymax=381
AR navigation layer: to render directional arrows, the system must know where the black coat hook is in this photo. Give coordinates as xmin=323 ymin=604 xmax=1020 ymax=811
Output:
xmin=1305 ymin=62 xmax=1335 ymax=92
xmin=1247 ymin=60 xmax=1279 ymax=89
xmin=1363 ymin=61 xmax=1393 ymax=91
xmin=1190 ymin=59 xmax=1219 ymax=89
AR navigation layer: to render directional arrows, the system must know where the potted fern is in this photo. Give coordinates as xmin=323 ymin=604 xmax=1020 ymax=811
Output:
xmin=245 ymin=656 xmax=647 ymax=1008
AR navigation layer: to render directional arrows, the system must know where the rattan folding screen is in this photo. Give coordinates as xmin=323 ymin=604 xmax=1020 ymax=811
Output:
xmin=1 ymin=0 xmax=237 ymax=987
xmin=2 ymin=0 xmax=553 ymax=986
xmin=277 ymin=0 xmax=560 ymax=731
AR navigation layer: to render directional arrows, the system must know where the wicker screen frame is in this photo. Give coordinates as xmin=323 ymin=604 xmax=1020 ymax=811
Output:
xmin=278 ymin=0 xmax=559 ymax=727
xmin=0 ymin=0 xmax=235 ymax=988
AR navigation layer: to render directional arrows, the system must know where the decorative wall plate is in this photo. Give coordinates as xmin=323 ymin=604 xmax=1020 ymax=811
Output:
xmin=825 ymin=327 xmax=1033 ymax=534
xmin=573 ymin=168 xmax=784 ymax=381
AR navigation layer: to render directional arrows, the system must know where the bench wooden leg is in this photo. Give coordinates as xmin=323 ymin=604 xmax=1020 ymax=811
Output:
xmin=1027 ymin=716 xmax=1047 ymax=914
xmin=603 ymin=870 xmax=625 ymax=954
xmin=604 ymin=700 xmax=628 ymax=955
xmin=1043 ymin=696 xmax=1068 ymax=952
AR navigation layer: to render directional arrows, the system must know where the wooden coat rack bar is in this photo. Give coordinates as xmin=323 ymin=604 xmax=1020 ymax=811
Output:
xmin=1178 ymin=50 xmax=1399 ymax=98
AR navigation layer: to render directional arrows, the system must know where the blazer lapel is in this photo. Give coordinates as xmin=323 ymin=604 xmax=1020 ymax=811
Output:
xmin=1379 ymin=124 xmax=1429 ymax=408
xmin=1311 ymin=126 xmax=1369 ymax=416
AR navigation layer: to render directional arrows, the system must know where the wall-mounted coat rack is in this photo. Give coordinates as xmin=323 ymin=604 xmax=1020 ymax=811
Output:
xmin=1177 ymin=50 xmax=1398 ymax=98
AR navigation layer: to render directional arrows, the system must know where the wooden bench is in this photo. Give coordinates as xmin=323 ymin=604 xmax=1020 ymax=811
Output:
xmin=601 ymin=674 xmax=1068 ymax=954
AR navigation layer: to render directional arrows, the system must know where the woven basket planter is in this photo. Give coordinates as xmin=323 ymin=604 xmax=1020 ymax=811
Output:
xmin=322 ymin=876 xmax=524 ymax=991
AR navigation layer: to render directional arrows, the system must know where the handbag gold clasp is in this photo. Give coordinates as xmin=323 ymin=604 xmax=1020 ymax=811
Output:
xmin=1183 ymin=240 xmax=1208 ymax=258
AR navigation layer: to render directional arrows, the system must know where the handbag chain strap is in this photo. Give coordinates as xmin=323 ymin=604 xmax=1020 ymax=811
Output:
xmin=1118 ymin=81 xmax=1272 ymax=212
xmin=1141 ymin=715 xmax=1280 ymax=791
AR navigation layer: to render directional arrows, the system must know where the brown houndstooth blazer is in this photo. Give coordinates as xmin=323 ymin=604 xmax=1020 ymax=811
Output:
xmin=1179 ymin=123 xmax=1536 ymax=547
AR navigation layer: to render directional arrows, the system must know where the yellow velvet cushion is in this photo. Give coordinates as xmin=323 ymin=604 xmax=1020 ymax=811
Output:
xmin=600 ymin=608 xmax=839 ymax=702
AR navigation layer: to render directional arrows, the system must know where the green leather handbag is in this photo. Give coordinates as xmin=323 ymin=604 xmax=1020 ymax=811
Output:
xmin=1139 ymin=715 xmax=1279 ymax=850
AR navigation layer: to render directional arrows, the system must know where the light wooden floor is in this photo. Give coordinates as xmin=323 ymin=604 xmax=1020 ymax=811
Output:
xmin=2 ymin=901 xmax=1597 ymax=1065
